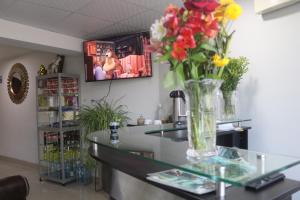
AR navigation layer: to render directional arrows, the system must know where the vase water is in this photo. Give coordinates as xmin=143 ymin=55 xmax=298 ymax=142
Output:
xmin=185 ymin=79 xmax=223 ymax=159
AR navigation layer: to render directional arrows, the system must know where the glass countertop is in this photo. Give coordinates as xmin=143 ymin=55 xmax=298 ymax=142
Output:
xmin=144 ymin=119 xmax=251 ymax=135
xmin=88 ymin=123 xmax=300 ymax=187
xmin=216 ymin=118 xmax=251 ymax=125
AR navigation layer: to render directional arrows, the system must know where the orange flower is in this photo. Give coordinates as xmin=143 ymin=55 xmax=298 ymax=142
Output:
xmin=172 ymin=40 xmax=187 ymax=61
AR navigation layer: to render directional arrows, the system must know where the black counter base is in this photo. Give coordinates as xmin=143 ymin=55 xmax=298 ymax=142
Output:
xmin=89 ymin=144 xmax=300 ymax=200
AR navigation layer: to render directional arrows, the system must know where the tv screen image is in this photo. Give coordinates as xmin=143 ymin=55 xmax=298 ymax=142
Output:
xmin=83 ymin=32 xmax=152 ymax=82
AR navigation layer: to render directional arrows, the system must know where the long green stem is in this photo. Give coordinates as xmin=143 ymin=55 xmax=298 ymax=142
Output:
xmin=187 ymin=80 xmax=218 ymax=153
xmin=217 ymin=26 xmax=235 ymax=79
xmin=190 ymin=83 xmax=202 ymax=149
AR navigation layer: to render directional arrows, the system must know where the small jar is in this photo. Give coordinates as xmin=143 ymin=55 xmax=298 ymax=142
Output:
xmin=110 ymin=122 xmax=120 ymax=144
xmin=137 ymin=115 xmax=145 ymax=126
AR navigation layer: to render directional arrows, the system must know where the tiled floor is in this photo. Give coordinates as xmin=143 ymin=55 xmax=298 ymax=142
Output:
xmin=0 ymin=158 xmax=109 ymax=200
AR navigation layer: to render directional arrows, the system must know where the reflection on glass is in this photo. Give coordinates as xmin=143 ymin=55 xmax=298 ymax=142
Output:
xmin=88 ymin=124 xmax=300 ymax=186
xmin=11 ymin=73 xmax=22 ymax=95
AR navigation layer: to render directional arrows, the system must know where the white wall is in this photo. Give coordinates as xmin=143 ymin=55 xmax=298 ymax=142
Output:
xmin=233 ymin=1 xmax=300 ymax=197
xmin=0 ymin=52 xmax=55 ymax=163
xmin=64 ymin=56 xmax=168 ymax=122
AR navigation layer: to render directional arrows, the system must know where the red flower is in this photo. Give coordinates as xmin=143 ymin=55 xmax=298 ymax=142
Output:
xmin=165 ymin=4 xmax=179 ymax=15
xmin=205 ymin=21 xmax=218 ymax=38
xmin=186 ymin=11 xmax=204 ymax=34
xmin=164 ymin=14 xmax=180 ymax=36
xmin=184 ymin=0 xmax=219 ymax=14
xmin=186 ymin=12 xmax=219 ymax=38
xmin=179 ymin=7 xmax=185 ymax=15
xmin=164 ymin=4 xmax=180 ymax=36
xmin=179 ymin=27 xmax=196 ymax=49
xmin=172 ymin=40 xmax=187 ymax=61
xmin=171 ymin=27 xmax=196 ymax=61
xmin=203 ymin=15 xmax=219 ymax=38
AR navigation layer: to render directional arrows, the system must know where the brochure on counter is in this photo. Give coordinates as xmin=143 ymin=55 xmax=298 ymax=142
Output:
xmin=146 ymin=154 xmax=256 ymax=195
xmin=147 ymin=169 xmax=216 ymax=195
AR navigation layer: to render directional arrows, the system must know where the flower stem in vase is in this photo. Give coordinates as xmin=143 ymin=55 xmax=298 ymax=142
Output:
xmin=222 ymin=90 xmax=237 ymax=120
xmin=185 ymin=79 xmax=222 ymax=159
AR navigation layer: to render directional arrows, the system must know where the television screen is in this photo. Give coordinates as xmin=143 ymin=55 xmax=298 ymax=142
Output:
xmin=83 ymin=32 xmax=152 ymax=82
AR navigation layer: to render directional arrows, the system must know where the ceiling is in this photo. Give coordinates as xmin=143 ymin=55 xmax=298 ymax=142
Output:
xmin=0 ymin=0 xmax=182 ymax=40
xmin=0 ymin=45 xmax=31 ymax=62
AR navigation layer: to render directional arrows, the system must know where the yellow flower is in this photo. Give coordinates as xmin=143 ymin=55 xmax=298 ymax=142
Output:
xmin=219 ymin=57 xmax=230 ymax=67
xmin=214 ymin=1 xmax=239 ymax=23
xmin=213 ymin=54 xmax=230 ymax=67
xmin=220 ymin=0 xmax=235 ymax=5
xmin=225 ymin=3 xmax=243 ymax=20
xmin=213 ymin=54 xmax=221 ymax=63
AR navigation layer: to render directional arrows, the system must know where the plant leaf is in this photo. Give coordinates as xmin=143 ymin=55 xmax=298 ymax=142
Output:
xmin=175 ymin=63 xmax=185 ymax=88
xmin=163 ymin=70 xmax=176 ymax=89
xmin=190 ymin=53 xmax=206 ymax=63
xmin=78 ymin=97 xmax=130 ymax=141
xmin=191 ymin=63 xmax=199 ymax=79
xmin=200 ymin=43 xmax=217 ymax=52
xmin=157 ymin=53 xmax=171 ymax=62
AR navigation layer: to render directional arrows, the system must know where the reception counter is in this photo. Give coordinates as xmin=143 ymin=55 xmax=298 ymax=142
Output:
xmin=88 ymin=124 xmax=300 ymax=200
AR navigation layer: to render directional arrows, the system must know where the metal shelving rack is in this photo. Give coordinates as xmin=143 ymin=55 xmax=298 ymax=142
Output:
xmin=36 ymin=73 xmax=81 ymax=185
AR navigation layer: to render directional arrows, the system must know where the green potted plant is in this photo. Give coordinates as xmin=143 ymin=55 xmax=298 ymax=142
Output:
xmin=221 ymin=57 xmax=249 ymax=120
xmin=78 ymin=98 xmax=129 ymax=140
xmin=77 ymin=98 xmax=129 ymax=181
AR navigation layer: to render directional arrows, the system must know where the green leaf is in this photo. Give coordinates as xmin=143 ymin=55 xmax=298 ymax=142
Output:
xmin=170 ymin=59 xmax=178 ymax=69
xmin=221 ymin=56 xmax=249 ymax=92
xmin=190 ymin=53 xmax=207 ymax=63
xmin=167 ymin=36 xmax=176 ymax=42
xmin=165 ymin=45 xmax=172 ymax=51
xmin=182 ymin=9 xmax=189 ymax=22
xmin=163 ymin=71 xmax=176 ymax=89
xmin=201 ymin=43 xmax=217 ymax=52
xmin=194 ymin=34 xmax=201 ymax=41
xmin=191 ymin=63 xmax=199 ymax=79
xmin=157 ymin=53 xmax=171 ymax=62
xmin=207 ymin=74 xmax=222 ymax=80
xmin=175 ymin=63 xmax=185 ymax=88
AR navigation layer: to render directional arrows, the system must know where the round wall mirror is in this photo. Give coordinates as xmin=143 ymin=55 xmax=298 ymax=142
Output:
xmin=7 ymin=63 xmax=29 ymax=104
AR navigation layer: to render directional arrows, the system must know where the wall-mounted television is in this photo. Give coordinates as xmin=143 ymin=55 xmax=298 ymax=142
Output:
xmin=83 ymin=32 xmax=152 ymax=82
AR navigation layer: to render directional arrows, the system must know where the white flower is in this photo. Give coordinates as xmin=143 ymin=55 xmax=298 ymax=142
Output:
xmin=150 ymin=17 xmax=167 ymax=42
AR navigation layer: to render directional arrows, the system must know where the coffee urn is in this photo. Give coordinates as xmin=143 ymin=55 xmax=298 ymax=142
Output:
xmin=170 ymin=90 xmax=186 ymax=123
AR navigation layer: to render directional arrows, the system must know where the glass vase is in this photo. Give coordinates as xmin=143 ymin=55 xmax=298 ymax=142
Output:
xmin=222 ymin=90 xmax=237 ymax=121
xmin=185 ymin=79 xmax=223 ymax=159
xmin=216 ymin=88 xmax=224 ymax=121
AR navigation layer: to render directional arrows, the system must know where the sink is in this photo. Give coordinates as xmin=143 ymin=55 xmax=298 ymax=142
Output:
xmin=145 ymin=128 xmax=188 ymax=142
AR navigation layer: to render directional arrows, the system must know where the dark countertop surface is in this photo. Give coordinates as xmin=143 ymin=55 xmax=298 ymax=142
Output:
xmin=88 ymin=125 xmax=300 ymax=187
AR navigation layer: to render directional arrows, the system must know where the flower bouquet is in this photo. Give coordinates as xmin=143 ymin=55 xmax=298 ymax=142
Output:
xmin=150 ymin=0 xmax=243 ymax=158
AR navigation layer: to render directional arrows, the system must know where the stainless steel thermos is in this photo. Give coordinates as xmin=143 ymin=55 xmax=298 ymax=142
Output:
xmin=170 ymin=90 xmax=186 ymax=123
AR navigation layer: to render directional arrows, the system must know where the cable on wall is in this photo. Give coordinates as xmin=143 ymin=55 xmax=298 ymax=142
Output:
xmin=90 ymin=79 xmax=113 ymax=105
xmin=104 ymin=79 xmax=113 ymax=100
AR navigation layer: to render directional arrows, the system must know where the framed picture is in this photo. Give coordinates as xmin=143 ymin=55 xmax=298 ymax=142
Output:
xmin=255 ymin=0 xmax=300 ymax=14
